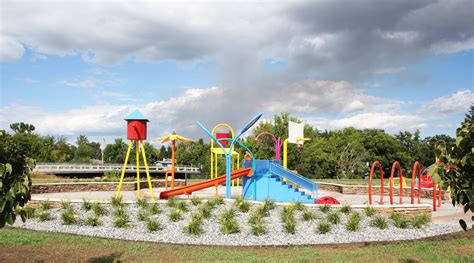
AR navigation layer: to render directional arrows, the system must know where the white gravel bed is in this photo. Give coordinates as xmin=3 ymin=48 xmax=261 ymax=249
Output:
xmin=13 ymin=201 xmax=465 ymax=246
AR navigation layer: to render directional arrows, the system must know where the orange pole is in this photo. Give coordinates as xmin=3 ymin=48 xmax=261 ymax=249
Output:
xmin=411 ymin=162 xmax=422 ymax=204
xmin=171 ymin=140 xmax=176 ymax=190
xmin=368 ymin=161 xmax=384 ymax=205
xmin=389 ymin=161 xmax=403 ymax=205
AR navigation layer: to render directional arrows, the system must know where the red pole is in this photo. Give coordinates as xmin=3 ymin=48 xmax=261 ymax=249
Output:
xmin=438 ymin=184 xmax=442 ymax=207
xmin=368 ymin=161 xmax=384 ymax=205
xmin=411 ymin=162 xmax=422 ymax=205
xmin=433 ymin=183 xmax=437 ymax=211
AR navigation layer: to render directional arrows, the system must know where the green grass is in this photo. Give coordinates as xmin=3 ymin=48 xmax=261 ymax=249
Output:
xmin=137 ymin=210 xmax=150 ymax=222
xmin=0 ymin=228 xmax=473 ymax=262
xmin=146 ymin=219 xmax=162 ymax=232
xmin=184 ymin=213 xmax=204 ymax=235
xmin=370 ymin=215 xmax=389 ymax=229
xmin=40 ymin=199 xmax=51 ymax=211
xmin=219 ymin=208 xmax=239 ymax=235
xmin=319 ymin=204 xmax=331 ymax=213
xmin=169 ymin=210 xmax=183 ymax=222
xmin=91 ymin=202 xmax=107 ymax=217
xmin=60 ymin=208 xmax=78 ymax=225
xmin=411 ymin=214 xmax=431 ymax=228
xmin=327 ymin=211 xmax=341 ymax=225
xmin=364 ymin=206 xmax=377 ymax=217
xmin=110 ymin=196 xmax=124 ymax=208
xmin=280 ymin=207 xmax=296 ymax=234
xmin=290 ymin=202 xmax=306 ymax=212
xmin=166 ymin=197 xmax=178 ymax=208
xmin=37 ymin=210 xmax=53 ymax=221
xmin=148 ymin=203 xmax=161 ymax=215
xmin=340 ymin=203 xmax=352 ymax=214
xmin=390 ymin=212 xmax=411 ymax=229
xmin=190 ymin=196 xmax=202 ymax=206
xmin=317 ymin=221 xmax=332 ymax=234
xmin=137 ymin=197 xmax=149 ymax=209
xmin=235 ymin=197 xmax=252 ymax=213
xmin=302 ymin=210 xmax=316 ymax=221
xmin=81 ymin=199 xmax=92 ymax=211
xmin=346 ymin=212 xmax=361 ymax=232
xmin=85 ymin=216 xmax=101 ymax=227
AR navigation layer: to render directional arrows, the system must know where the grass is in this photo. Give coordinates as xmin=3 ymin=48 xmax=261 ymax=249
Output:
xmin=137 ymin=210 xmax=150 ymax=222
xmin=166 ymin=197 xmax=178 ymax=208
xmin=281 ymin=207 xmax=296 ymax=234
xmin=85 ymin=216 xmax=101 ymax=227
xmin=340 ymin=203 xmax=352 ymax=214
xmin=364 ymin=206 xmax=377 ymax=217
xmin=291 ymin=202 xmax=306 ymax=212
xmin=137 ymin=197 xmax=149 ymax=209
xmin=184 ymin=213 xmax=204 ymax=235
xmin=198 ymin=204 xmax=212 ymax=219
xmin=40 ymin=199 xmax=51 ymax=211
xmin=60 ymin=200 xmax=72 ymax=210
xmin=302 ymin=210 xmax=316 ymax=221
xmin=91 ymin=202 xmax=107 ymax=217
xmin=60 ymin=209 xmax=78 ymax=225
xmin=110 ymin=196 xmax=123 ymax=208
xmin=235 ymin=197 xmax=251 ymax=213
xmin=148 ymin=203 xmax=161 ymax=215
xmin=390 ymin=212 xmax=411 ymax=229
xmin=37 ymin=210 xmax=53 ymax=222
xmin=346 ymin=212 xmax=361 ymax=232
xmin=146 ymin=219 xmax=162 ymax=232
xmin=327 ymin=211 xmax=341 ymax=225
xmin=319 ymin=204 xmax=331 ymax=213
xmin=190 ymin=196 xmax=202 ymax=206
xmin=21 ymin=206 xmax=36 ymax=219
xmin=169 ymin=210 xmax=183 ymax=222
xmin=113 ymin=214 xmax=131 ymax=228
xmin=219 ymin=208 xmax=239 ymax=235
xmin=370 ymin=215 xmax=389 ymax=229
xmin=1 ymin=228 xmax=473 ymax=262
xmin=81 ymin=199 xmax=92 ymax=211
xmin=317 ymin=221 xmax=332 ymax=234
xmin=176 ymin=200 xmax=189 ymax=212
xmin=248 ymin=209 xmax=266 ymax=236
xmin=411 ymin=214 xmax=431 ymax=228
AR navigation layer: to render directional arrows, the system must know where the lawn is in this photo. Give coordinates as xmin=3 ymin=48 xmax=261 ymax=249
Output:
xmin=1 ymin=227 xmax=472 ymax=262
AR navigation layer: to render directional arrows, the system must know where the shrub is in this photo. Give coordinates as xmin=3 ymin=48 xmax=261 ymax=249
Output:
xmin=81 ymin=199 xmax=92 ymax=211
xmin=364 ymin=206 xmax=377 ymax=217
xmin=219 ymin=208 xmax=239 ymax=235
xmin=263 ymin=199 xmax=275 ymax=212
xmin=184 ymin=213 xmax=204 ymax=235
xmin=204 ymin=199 xmax=217 ymax=210
xmin=91 ymin=202 xmax=107 ymax=217
xmin=169 ymin=210 xmax=182 ymax=222
xmin=40 ymin=199 xmax=51 ymax=211
xmin=248 ymin=210 xmax=265 ymax=225
xmin=214 ymin=196 xmax=225 ymax=206
xmin=22 ymin=206 xmax=36 ymax=219
xmin=190 ymin=196 xmax=202 ymax=206
xmin=198 ymin=205 xmax=212 ymax=219
xmin=340 ymin=204 xmax=352 ymax=214
xmin=137 ymin=210 xmax=149 ymax=222
xmin=110 ymin=196 xmax=123 ymax=208
xmin=411 ymin=214 xmax=431 ymax=228
xmin=177 ymin=201 xmax=189 ymax=212
xmin=346 ymin=212 xmax=361 ymax=232
xmin=113 ymin=207 xmax=127 ymax=218
xmin=291 ymin=202 xmax=306 ymax=212
xmin=391 ymin=213 xmax=410 ymax=229
xmin=317 ymin=221 xmax=332 ymax=234
xmin=302 ymin=210 xmax=316 ymax=221
xmin=113 ymin=215 xmax=130 ymax=228
xmin=61 ymin=209 xmax=78 ymax=225
xmin=235 ymin=197 xmax=251 ymax=213
xmin=60 ymin=200 xmax=72 ymax=210
xmin=166 ymin=197 xmax=178 ymax=208
xmin=281 ymin=207 xmax=296 ymax=234
xmin=327 ymin=211 xmax=341 ymax=225
xmin=370 ymin=215 xmax=388 ymax=229
xmin=137 ymin=197 xmax=149 ymax=209
xmin=146 ymin=219 xmax=162 ymax=232
xmin=38 ymin=211 xmax=52 ymax=221
xmin=319 ymin=204 xmax=331 ymax=213
xmin=85 ymin=216 xmax=101 ymax=227
xmin=251 ymin=221 xmax=266 ymax=236
xmin=148 ymin=203 xmax=161 ymax=215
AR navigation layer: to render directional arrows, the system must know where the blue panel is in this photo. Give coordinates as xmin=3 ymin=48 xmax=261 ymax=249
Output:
xmin=269 ymin=162 xmax=317 ymax=193
xmin=125 ymin=109 xmax=149 ymax=121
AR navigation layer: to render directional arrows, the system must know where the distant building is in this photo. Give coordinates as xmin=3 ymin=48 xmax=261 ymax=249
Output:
xmin=156 ymin=158 xmax=173 ymax=168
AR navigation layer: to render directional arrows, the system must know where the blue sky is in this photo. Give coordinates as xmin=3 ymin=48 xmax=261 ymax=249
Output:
xmin=0 ymin=1 xmax=473 ymax=144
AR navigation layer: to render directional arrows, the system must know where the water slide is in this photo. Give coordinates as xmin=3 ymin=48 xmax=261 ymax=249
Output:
xmin=159 ymin=168 xmax=252 ymax=199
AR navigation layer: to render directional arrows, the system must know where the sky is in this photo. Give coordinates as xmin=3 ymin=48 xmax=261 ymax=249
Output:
xmin=0 ymin=0 xmax=473 ymax=145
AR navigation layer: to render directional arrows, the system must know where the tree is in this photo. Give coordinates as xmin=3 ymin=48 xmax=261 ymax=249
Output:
xmin=73 ymin=135 xmax=101 ymax=163
xmin=337 ymin=141 xmax=368 ymax=179
xmin=0 ymin=130 xmax=34 ymax=228
xmin=103 ymin=139 xmax=127 ymax=163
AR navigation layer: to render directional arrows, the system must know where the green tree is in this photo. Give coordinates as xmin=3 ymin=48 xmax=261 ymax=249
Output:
xmin=103 ymin=139 xmax=128 ymax=163
xmin=73 ymin=135 xmax=101 ymax=163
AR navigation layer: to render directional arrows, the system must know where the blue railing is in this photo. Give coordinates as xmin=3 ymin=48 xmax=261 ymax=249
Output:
xmin=269 ymin=162 xmax=317 ymax=193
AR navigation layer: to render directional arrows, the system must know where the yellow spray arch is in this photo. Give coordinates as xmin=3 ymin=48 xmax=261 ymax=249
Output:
xmin=210 ymin=124 xmax=240 ymax=189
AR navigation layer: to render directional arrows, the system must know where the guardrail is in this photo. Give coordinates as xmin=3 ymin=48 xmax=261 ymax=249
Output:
xmin=33 ymin=163 xmax=200 ymax=174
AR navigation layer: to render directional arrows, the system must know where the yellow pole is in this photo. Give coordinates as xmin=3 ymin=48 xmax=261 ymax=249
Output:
xmin=135 ymin=140 xmax=140 ymax=198
xmin=116 ymin=141 xmax=133 ymax=198
xmin=283 ymin=138 xmax=289 ymax=169
xmin=139 ymin=141 xmax=155 ymax=201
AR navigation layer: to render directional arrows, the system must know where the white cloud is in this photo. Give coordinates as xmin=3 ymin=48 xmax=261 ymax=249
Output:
xmin=58 ymin=79 xmax=96 ymax=89
xmin=0 ymin=36 xmax=24 ymax=61
xmin=15 ymin=77 xmax=40 ymax=84
xmin=430 ymin=37 xmax=474 ymax=54
xmin=373 ymin=67 xmax=406 ymax=74
xmin=419 ymin=89 xmax=474 ymax=115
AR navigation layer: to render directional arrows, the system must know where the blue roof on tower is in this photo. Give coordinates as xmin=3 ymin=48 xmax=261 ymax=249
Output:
xmin=125 ymin=110 xmax=149 ymax=121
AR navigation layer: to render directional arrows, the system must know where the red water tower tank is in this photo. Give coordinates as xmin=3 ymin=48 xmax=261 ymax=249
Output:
xmin=125 ymin=110 xmax=149 ymax=140
xmin=216 ymin=132 xmax=231 ymax=147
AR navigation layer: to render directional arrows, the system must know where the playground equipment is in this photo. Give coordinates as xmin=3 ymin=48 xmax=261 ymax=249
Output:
xmin=368 ymin=160 xmax=443 ymax=211
xmin=156 ymin=131 xmax=190 ymax=190
xmin=283 ymin=121 xmax=310 ymax=169
xmin=255 ymin=132 xmax=283 ymax=160
xmin=210 ymin=124 xmax=241 ymax=187
xmin=116 ymin=110 xmax=155 ymax=200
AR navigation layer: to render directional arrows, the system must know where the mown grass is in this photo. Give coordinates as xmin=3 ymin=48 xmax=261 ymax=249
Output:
xmin=1 ymin=228 xmax=472 ymax=262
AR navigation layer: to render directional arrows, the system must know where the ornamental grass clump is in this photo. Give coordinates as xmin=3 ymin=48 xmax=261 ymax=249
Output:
xmin=198 ymin=204 xmax=212 ymax=219
xmin=61 ymin=200 xmax=71 ymax=210
xmin=22 ymin=206 xmax=36 ymax=219
xmin=291 ymin=202 xmax=306 ymax=212
xmin=346 ymin=212 xmax=361 ymax=232
xmin=38 ymin=210 xmax=53 ymax=222
xmin=85 ymin=216 xmax=101 ymax=227
xmin=184 ymin=213 xmax=204 ymax=235
xmin=327 ymin=211 xmax=341 ymax=225
xmin=146 ymin=219 xmax=163 ymax=232
xmin=364 ymin=206 xmax=377 ymax=217
xmin=166 ymin=197 xmax=178 ymax=208
xmin=148 ymin=203 xmax=161 ymax=215
xmin=113 ymin=207 xmax=127 ymax=218
xmin=214 ymin=196 xmax=225 ymax=206
xmin=263 ymin=199 xmax=275 ymax=212
xmin=61 ymin=208 xmax=78 ymax=225
xmin=235 ymin=197 xmax=251 ymax=213
xmin=390 ymin=212 xmax=410 ymax=229
xmin=91 ymin=202 xmax=107 ymax=217
xmin=169 ymin=210 xmax=183 ymax=222
xmin=281 ymin=207 xmax=297 ymax=234
xmin=137 ymin=210 xmax=150 ymax=222
xmin=191 ymin=196 xmax=202 ymax=206
xmin=219 ymin=208 xmax=239 ymax=235
xmin=340 ymin=203 xmax=352 ymax=215
xmin=411 ymin=214 xmax=431 ymax=228
xmin=113 ymin=207 xmax=130 ymax=228
xmin=319 ymin=204 xmax=331 ymax=213
xmin=177 ymin=200 xmax=189 ymax=212
xmin=110 ymin=196 xmax=124 ymax=209
xmin=302 ymin=210 xmax=316 ymax=221
xmin=81 ymin=199 xmax=92 ymax=211
xmin=137 ymin=197 xmax=149 ymax=209
xmin=317 ymin=221 xmax=331 ymax=234
xmin=40 ymin=199 xmax=51 ymax=211
xmin=370 ymin=215 xmax=389 ymax=229
xmin=248 ymin=210 xmax=266 ymax=236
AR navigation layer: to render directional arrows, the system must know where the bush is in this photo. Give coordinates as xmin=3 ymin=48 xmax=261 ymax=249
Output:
xmin=61 ymin=200 xmax=71 ymax=210
xmin=148 ymin=203 xmax=161 ymax=215
xmin=249 ymin=210 xmax=265 ymax=225
xmin=166 ymin=197 xmax=178 ymax=208
xmin=21 ymin=206 xmax=36 ymax=219
xmin=263 ymin=199 xmax=275 ymax=211
xmin=146 ymin=219 xmax=162 ymax=232
xmin=219 ymin=208 xmax=239 ymax=235
xmin=85 ymin=216 xmax=101 ymax=227
xmin=81 ymin=199 xmax=92 ymax=211
xmin=317 ymin=221 xmax=331 ymax=234
xmin=327 ymin=211 xmax=341 ymax=225
xmin=91 ymin=202 xmax=107 ymax=217
xmin=137 ymin=210 xmax=149 ymax=222
xmin=302 ymin=210 xmax=316 ymax=221
xmin=113 ymin=215 xmax=130 ymax=228
xmin=319 ymin=204 xmax=331 ymax=213
xmin=61 ymin=209 xmax=78 ymax=225
xmin=40 ymin=199 xmax=51 ymax=211
xmin=110 ymin=196 xmax=123 ymax=208
xmin=177 ymin=201 xmax=189 ymax=212
xmin=411 ymin=214 xmax=431 ymax=228
xmin=205 ymin=199 xmax=217 ymax=210
xmin=370 ymin=215 xmax=388 ymax=229
xmin=251 ymin=221 xmax=266 ymax=236
xmin=235 ymin=197 xmax=251 ymax=213
xmin=364 ymin=206 xmax=377 ymax=217
xmin=198 ymin=205 xmax=212 ymax=219
xmin=291 ymin=202 xmax=306 ymax=212
xmin=38 ymin=211 xmax=52 ymax=222
xmin=137 ymin=197 xmax=149 ymax=209
xmin=340 ymin=204 xmax=352 ymax=214
xmin=391 ymin=212 xmax=410 ymax=229
xmin=169 ymin=210 xmax=182 ymax=222
xmin=191 ymin=196 xmax=202 ymax=206
xmin=113 ymin=207 xmax=127 ymax=218
xmin=281 ymin=207 xmax=296 ymax=234
xmin=346 ymin=212 xmax=361 ymax=231
xmin=184 ymin=213 xmax=204 ymax=235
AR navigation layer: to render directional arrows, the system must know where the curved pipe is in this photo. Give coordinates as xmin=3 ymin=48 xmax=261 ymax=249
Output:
xmin=411 ymin=161 xmax=422 ymax=204
xmin=368 ymin=161 xmax=384 ymax=205
xmin=210 ymin=123 xmax=235 ymax=149
xmin=255 ymin=132 xmax=282 ymax=160
xmin=389 ymin=161 xmax=403 ymax=204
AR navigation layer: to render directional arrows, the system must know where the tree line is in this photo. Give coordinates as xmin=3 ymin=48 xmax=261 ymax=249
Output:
xmin=0 ymin=113 xmax=455 ymax=179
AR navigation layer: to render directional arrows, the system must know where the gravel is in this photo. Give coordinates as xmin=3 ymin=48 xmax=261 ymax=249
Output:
xmin=14 ymin=201 xmax=466 ymax=246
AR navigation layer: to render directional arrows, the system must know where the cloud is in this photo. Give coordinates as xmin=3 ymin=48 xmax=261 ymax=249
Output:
xmin=419 ymin=90 xmax=474 ymax=115
xmin=15 ymin=77 xmax=40 ymax=84
xmin=373 ymin=67 xmax=406 ymax=74
xmin=58 ymin=79 xmax=96 ymax=89
xmin=0 ymin=36 xmax=24 ymax=61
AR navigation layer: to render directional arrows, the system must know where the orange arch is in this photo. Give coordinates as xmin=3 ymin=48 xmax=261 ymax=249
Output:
xmin=368 ymin=161 xmax=385 ymax=205
xmin=411 ymin=162 xmax=422 ymax=204
xmin=390 ymin=161 xmax=403 ymax=204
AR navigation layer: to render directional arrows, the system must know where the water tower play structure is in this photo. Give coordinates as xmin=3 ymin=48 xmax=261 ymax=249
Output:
xmin=116 ymin=110 xmax=155 ymax=200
